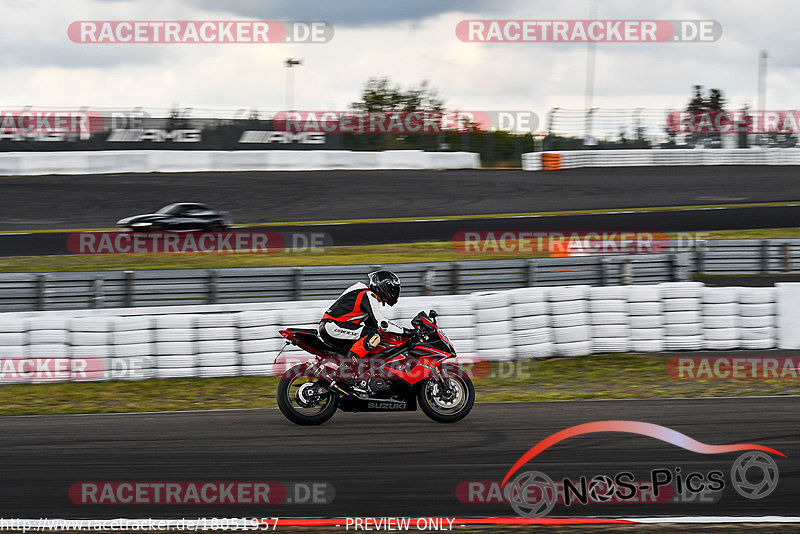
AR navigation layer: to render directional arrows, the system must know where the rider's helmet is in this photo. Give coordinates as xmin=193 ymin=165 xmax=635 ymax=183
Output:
xmin=368 ymin=270 xmax=401 ymax=306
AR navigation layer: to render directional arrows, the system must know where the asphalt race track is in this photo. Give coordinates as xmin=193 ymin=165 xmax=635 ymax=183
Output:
xmin=2 ymin=204 xmax=800 ymax=256
xmin=1 ymin=397 xmax=796 ymax=520
xmin=1 ymin=166 xmax=799 ymax=255
xmin=0 ymin=166 xmax=799 ymax=231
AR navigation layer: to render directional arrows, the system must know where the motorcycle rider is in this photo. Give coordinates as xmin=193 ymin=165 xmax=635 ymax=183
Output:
xmin=318 ymin=270 xmax=410 ymax=394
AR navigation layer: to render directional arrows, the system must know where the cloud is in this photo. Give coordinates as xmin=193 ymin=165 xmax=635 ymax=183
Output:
xmin=0 ymin=0 xmax=799 ymax=123
xmin=180 ymin=0 xmax=492 ymax=27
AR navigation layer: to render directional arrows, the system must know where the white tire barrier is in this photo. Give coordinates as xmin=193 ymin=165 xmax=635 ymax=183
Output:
xmin=155 ymin=328 xmax=193 ymax=342
xmin=630 ymin=302 xmax=662 ymax=316
xmin=589 ymin=300 xmax=627 ymax=313
xmin=631 ymin=339 xmax=664 ymax=352
xmin=702 ymin=328 xmax=739 ymax=341
xmin=515 ymin=342 xmax=554 ymax=359
xmin=629 ymin=316 xmax=662 ymax=329
xmin=475 ymin=306 xmax=511 ymax=323
xmin=0 ymin=281 xmax=794 ymax=382
xmin=664 ymin=298 xmax=701 ymax=312
xmin=512 ymin=315 xmax=549 ymax=330
xmin=592 ymin=338 xmax=630 ymax=352
xmin=197 ymin=327 xmax=236 ymax=341
xmin=114 ymin=343 xmax=150 ymax=358
xmin=702 ymin=287 xmax=738 ymax=304
xmin=703 ymin=316 xmax=738 ymax=328
xmin=549 ymin=285 xmax=589 ymax=301
xmin=550 ymin=300 xmax=585 ymax=315
xmin=198 ymin=352 xmax=238 ymax=367
xmin=740 ymin=303 xmax=776 ymax=316
xmin=511 ymin=289 xmax=552 ymax=359
xmin=513 ymin=329 xmax=552 ymax=345
xmin=659 ymin=282 xmax=703 ymax=299
xmin=631 ymin=328 xmax=664 ymax=340
xmin=665 ymin=324 xmax=703 ymax=336
xmin=591 ymin=312 xmax=627 ymax=325
xmin=0 ymin=333 xmax=25 ymax=345
xmin=553 ymin=325 xmax=590 ymax=345
xmin=512 ymin=302 xmax=548 ymax=317
xmin=510 ymin=287 xmax=547 ymax=304
xmin=436 ymin=314 xmax=474 ymax=329
xmin=703 ymin=303 xmax=738 ymax=316
xmin=556 ymin=340 xmax=592 ymax=357
xmin=476 ymin=321 xmax=510 ymax=337
xmin=628 ymin=286 xmax=661 ymax=302
xmin=29 ymin=330 xmax=68 ymax=344
xmin=551 ymin=313 xmax=588 ymax=328
xmin=739 ymin=288 xmax=776 ymax=304
xmin=665 ymin=335 xmax=705 ymax=351
xmin=740 ymin=315 xmax=772 ymax=328
xmin=592 ymin=325 xmax=630 ymax=338
xmin=71 ymin=332 xmax=108 ymax=346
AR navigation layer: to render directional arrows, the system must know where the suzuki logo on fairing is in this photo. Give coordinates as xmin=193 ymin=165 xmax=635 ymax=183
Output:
xmin=367 ymin=402 xmax=406 ymax=410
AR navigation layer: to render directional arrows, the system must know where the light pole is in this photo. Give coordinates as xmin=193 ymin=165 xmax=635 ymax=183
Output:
xmin=758 ymin=50 xmax=768 ymax=111
xmin=284 ymin=58 xmax=302 ymax=111
xmin=757 ymin=50 xmax=768 ymax=146
xmin=584 ymin=4 xmax=598 ymax=148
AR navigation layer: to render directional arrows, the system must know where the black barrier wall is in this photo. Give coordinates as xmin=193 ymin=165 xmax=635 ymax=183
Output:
xmin=0 ymin=117 xmax=343 ymax=151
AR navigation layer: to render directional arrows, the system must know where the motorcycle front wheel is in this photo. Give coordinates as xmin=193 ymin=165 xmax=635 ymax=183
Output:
xmin=417 ymin=369 xmax=474 ymax=423
xmin=277 ymin=364 xmax=338 ymax=425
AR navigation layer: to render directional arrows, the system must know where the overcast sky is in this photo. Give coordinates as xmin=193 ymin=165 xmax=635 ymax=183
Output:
xmin=1 ymin=0 xmax=798 ymax=127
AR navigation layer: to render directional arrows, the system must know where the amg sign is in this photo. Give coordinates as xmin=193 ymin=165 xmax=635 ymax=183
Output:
xmin=238 ymin=131 xmax=326 ymax=144
xmin=0 ymin=117 xmax=343 ymax=151
xmin=107 ymin=129 xmax=202 ymax=142
xmin=0 ymin=132 xmax=91 ymax=141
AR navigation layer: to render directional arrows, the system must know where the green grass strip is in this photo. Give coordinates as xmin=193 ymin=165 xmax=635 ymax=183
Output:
xmin=2 ymin=228 xmax=800 ymax=272
xmin=0 ymin=354 xmax=795 ymax=416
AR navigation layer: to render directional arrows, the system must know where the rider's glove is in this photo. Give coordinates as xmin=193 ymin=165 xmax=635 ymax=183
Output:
xmin=403 ymin=327 xmax=418 ymax=338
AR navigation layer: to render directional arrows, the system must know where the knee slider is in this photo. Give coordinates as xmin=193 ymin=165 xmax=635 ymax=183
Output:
xmin=365 ymin=333 xmax=381 ymax=350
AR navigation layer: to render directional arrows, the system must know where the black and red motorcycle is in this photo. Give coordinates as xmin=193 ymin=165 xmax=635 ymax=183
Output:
xmin=276 ymin=310 xmax=474 ymax=425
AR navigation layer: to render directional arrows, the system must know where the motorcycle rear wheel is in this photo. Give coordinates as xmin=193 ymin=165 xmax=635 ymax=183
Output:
xmin=277 ymin=364 xmax=338 ymax=425
xmin=417 ymin=369 xmax=474 ymax=423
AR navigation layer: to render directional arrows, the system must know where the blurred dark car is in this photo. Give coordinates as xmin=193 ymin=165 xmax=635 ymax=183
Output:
xmin=116 ymin=203 xmax=233 ymax=232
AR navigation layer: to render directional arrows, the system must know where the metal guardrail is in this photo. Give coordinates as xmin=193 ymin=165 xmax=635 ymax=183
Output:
xmin=0 ymin=254 xmax=689 ymax=312
xmin=694 ymin=239 xmax=800 ymax=274
xmin=2 ymin=239 xmax=798 ymax=313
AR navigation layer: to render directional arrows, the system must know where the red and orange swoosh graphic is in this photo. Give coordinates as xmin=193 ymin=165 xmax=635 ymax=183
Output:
xmin=501 ymin=420 xmax=786 ymax=487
